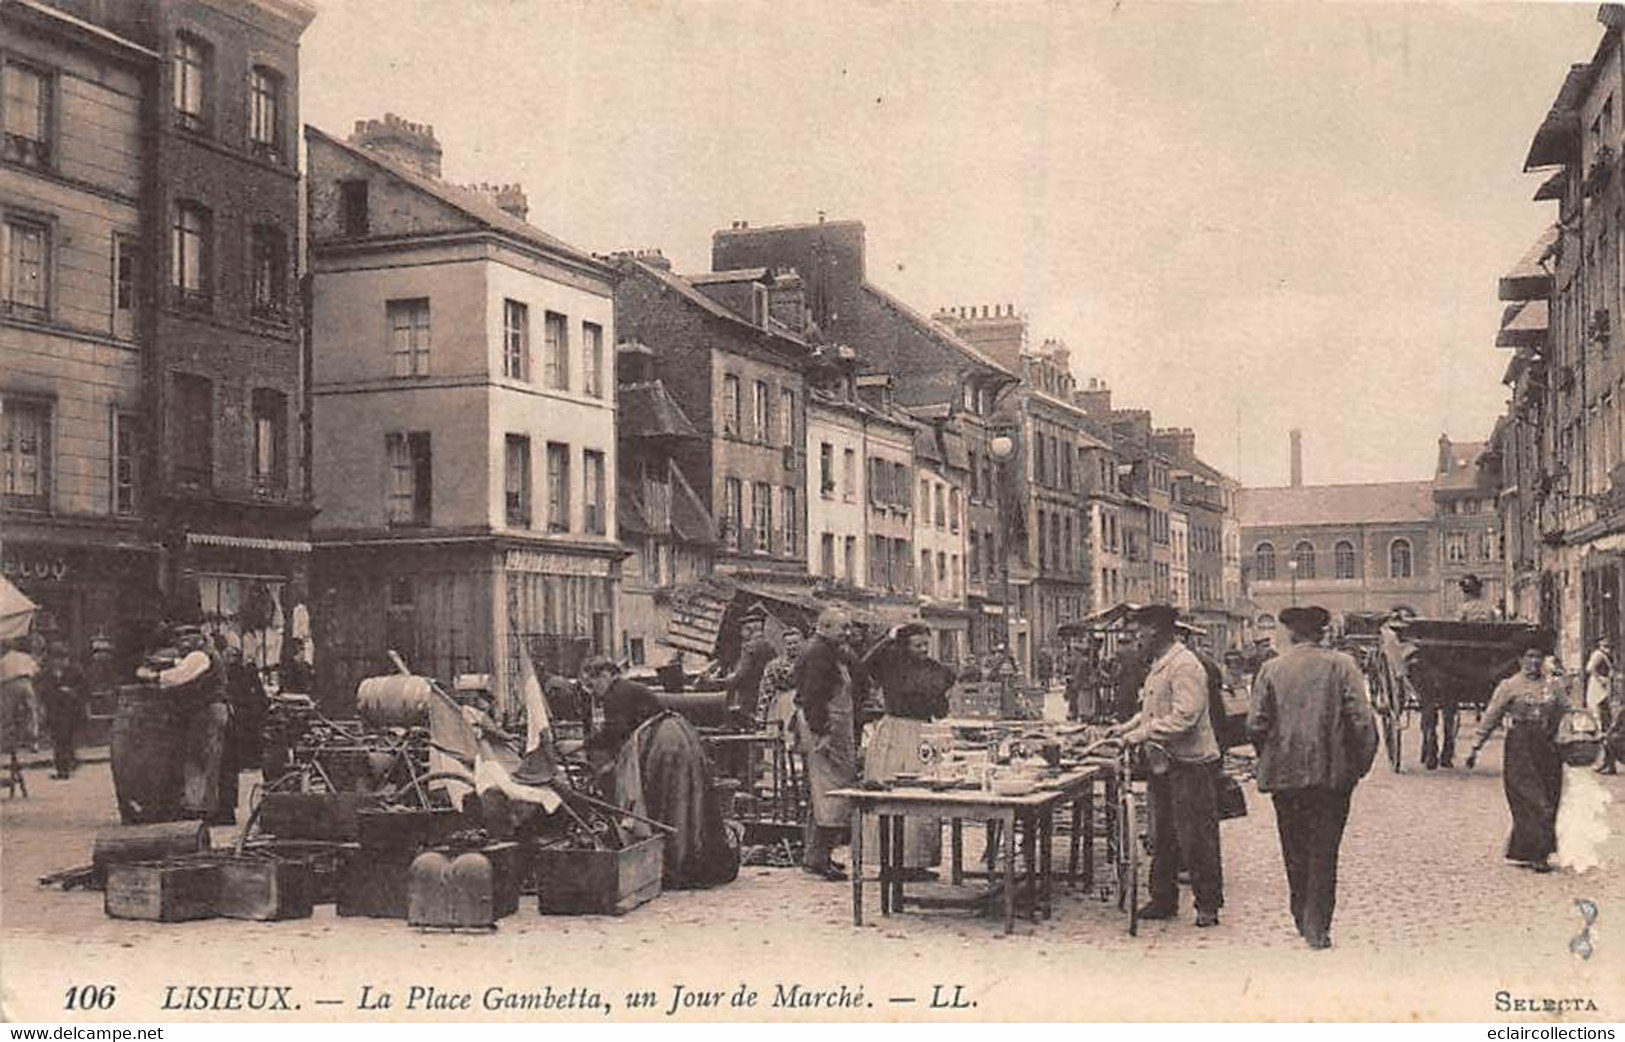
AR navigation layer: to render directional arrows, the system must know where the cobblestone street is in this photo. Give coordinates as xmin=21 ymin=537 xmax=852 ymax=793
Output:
xmin=3 ymin=720 xmax=1622 ymax=1022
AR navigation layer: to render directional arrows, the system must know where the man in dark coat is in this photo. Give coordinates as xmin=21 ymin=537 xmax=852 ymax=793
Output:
xmin=38 ymin=642 xmax=86 ymax=779
xmin=721 ymin=604 xmax=777 ymax=724
xmin=1247 ymin=605 xmax=1378 ymax=950
xmin=583 ymin=658 xmax=738 ymax=888
xmin=217 ymin=641 xmax=267 ymax=824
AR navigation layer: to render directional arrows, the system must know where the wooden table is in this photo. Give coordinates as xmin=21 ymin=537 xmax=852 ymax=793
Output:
xmin=831 ymin=764 xmax=1107 ymax=935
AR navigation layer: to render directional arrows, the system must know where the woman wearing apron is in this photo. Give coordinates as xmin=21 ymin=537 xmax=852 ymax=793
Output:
xmin=860 ymin=622 xmax=955 ymax=880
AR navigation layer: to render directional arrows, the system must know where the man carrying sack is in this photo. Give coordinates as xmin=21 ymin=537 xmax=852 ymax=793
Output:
xmin=1247 ymin=605 xmax=1378 ymax=951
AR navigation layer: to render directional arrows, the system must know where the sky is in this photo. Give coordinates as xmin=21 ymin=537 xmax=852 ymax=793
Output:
xmin=299 ymin=0 xmax=1606 ymax=488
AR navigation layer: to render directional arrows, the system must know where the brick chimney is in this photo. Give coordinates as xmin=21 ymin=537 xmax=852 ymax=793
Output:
xmin=350 ymin=113 xmax=442 ymax=179
xmin=1436 ymin=433 xmax=1454 ymax=475
xmin=462 ymin=182 xmax=529 ymax=222
xmin=607 ymin=248 xmax=672 ymax=272
xmin=1154 ymin=427 xmax=1197 ymax=465
xmin=1290 ymin=428 xmax=1304 ymax=487
xmin=933 ymin=303 xmax=1026 ymax=372
xmin=1075 ymin=377 xmax=1112 ymax=418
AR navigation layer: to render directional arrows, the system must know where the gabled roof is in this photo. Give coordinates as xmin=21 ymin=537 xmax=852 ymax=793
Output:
xmin=861 ymin=282 xmax=1016 ymax=381
xmin=305 ymin=125 xmax=610 ymax=274
xmin=1237 ymin=481 xmax=1436 ymax=528
xmin=618 ymin=381 xmax=701 ymax=439
xmin=626 ymin=259 xmax=809 ymax=351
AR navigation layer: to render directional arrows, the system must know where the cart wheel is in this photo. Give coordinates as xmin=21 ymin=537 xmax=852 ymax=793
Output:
xmin=1382 ymin=710 xmax=1403 ymax=773
xmin=1122 ymin=788 xmax=1140 ymax=937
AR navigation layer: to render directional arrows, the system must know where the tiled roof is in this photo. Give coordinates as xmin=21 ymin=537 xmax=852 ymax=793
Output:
xmin=1434 ymin=441 xmax=1490 ymax=493
xmin=306 ymin=126 xmax=608 ymax=273
xmin=1237 ymin=481 xmax=1436 ymax=528
xmin=628 ymin=260 xmax=809 ymax=350
xmin=861 ymin=283 xmax=1016 ymax=379
xmin=617 ymin=381 xmax=701 ymax=439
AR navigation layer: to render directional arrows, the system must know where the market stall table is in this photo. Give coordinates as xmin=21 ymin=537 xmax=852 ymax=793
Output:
xmin=831 ymin=763 xmax=1107 ymax=935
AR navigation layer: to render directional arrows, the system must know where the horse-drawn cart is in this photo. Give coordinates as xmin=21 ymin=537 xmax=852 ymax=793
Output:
xmin=1363 ymin=618 xmax=1551 ymax=772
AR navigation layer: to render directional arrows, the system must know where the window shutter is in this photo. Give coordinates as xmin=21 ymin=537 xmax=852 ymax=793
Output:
xmin=410 ymin=431 xmax=432 ymax=522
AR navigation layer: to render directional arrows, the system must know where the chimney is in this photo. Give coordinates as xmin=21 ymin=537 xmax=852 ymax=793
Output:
xmin=607 ymin=248 xmax=672 ymax=271
xmin=462 ymin=182 xmax=529 ymax=222
xmin=1437 ymin=433 xmax=1453 ymax=475
xmin=349 ymin=112 xmax=443 ymax=179
xmin=1075 ymin=380 xmax=1112 ymax=418
xmin=1290 ymin=428 xmax=1304 ymax=487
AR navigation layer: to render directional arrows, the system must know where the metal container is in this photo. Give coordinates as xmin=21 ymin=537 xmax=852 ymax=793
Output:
xmin=355 ymin=675 xmax=435 ymax=729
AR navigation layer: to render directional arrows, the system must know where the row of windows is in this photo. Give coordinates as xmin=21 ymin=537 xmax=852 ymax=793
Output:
xmin=1443 ymin=529 xmax=1503 ymax=564
xmin=1254 ymin=539 xmax=1415 ymax=581
xmin=722 ymin=479 xmax=798 ymax=557
xmin=1 ymin=207 xmax=286 ymax=329
xmin=721 ymin=374 xmax=795 ymax=445
xmin=172 ymin=33 xmax=290 ymax=163
xmin=1 ymin=397 xmax=138 ymax=515
xmin=384 ymin=297 xmax=605 ymax=393
xmin=2 ymin=380 xmax=286 ymax=514
xmin=0 ymin=47 xmax=288 ymax=175
xmin=499 ymin=435 xmax=607 ymax=535
xmin=1035 ymin=508 xmax=1081 ymax=575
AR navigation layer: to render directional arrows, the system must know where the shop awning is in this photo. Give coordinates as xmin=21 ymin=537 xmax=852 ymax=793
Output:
xmin=0 ymin=576 xmax=38 ymax=642
xmin=1498 ymin=226 xmax=1558 ymax=302
xmin=186 ymin=533 xmax=312 ymax=553
xmin=1496 ymin=300 xmax=1549 ymax=348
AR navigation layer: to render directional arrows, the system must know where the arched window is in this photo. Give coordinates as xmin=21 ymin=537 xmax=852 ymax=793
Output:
xmin=1389 ymin=538 xmax=1413 ymax=578
xmin=1254 ymin=542 xmax=1276 ymax=581
xmin=1257 ymin=613 xmax=1276 ymax=630
xmin=1334 ymin=540 xmax=1357 ymax=580
xmin=1293 ymin=540 xmax=1316 ymax=580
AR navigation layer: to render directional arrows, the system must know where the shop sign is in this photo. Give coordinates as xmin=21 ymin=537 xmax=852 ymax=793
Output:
xmin=1 ymin=553 xmax=69 ymax=583
xmin=505 ymin=550 xmax=610 ymax=577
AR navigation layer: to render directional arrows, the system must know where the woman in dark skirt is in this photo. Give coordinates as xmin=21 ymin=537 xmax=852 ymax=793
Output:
xmin=1466 ymin=647 xmax=1568 ymax=872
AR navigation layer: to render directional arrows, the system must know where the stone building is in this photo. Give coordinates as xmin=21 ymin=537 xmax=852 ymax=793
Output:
xmin=614 ymin=338 xmax=717 ymax=668
xmin=3 ymin=0 xmax=315 ymax=675
xmin=305 ymin=118 xmax=621 ymax=714
xmin=1492 ymin=6 xmax=1625 ymax=665
xmin=1434 ymin=436 xmax=1504 ymax=616
xmin=710 ymin=218 xmax=1017 ymax=658
xmin=611 ymin=256 xmax=815 ymax=610
xmin=1238 ymin=437 xmax=1441 ymax=627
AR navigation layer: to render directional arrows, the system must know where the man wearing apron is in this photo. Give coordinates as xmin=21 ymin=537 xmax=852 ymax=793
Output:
xmin=794 ymin=607 xmax=858 ymax=880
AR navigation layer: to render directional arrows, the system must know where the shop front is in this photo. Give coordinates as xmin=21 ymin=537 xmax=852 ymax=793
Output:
xmin=1 ymin=531 xmax=160 ymax=673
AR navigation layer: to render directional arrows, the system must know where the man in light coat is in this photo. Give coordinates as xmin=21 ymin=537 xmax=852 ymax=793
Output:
xmin=1112 ymin=604 xmax=1224 ymax=927
xmin=1247 ymin=605 xmax=1378 ymax=950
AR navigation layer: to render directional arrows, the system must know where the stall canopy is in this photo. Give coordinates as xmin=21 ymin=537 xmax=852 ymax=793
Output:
xmin=0 ymin=576 xmax=37 ymax=642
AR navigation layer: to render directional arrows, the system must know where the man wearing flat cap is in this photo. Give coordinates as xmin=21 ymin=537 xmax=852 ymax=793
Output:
xmin=1111 ymin=604 xmax=1225 ymax=927
xmin=1247 ymin=605 xmax=1378 ymax=950
xmin=137 ymin=623 xmax=230 ymax=821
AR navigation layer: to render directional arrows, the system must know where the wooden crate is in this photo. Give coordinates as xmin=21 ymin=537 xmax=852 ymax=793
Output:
xmin=104 ymin=860 xmax=219 ymax=922
xmin=356 ymin=807 xmax=465 ymax=851
xmin=215 ymin=855 xmax=314 ymax=921
xmin=535 ymin=836 xmax=663 ymax=916
xmin=257 ymin=792 xmax=382 ymax=841
xmin=335 ymin=844 xmax=414 ymax=918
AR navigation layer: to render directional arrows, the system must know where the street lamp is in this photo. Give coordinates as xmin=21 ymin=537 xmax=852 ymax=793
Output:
xmin=1288 ymin=557 xmax=1299 ymax=607
xmin=988 ymin=434 xmax=1017 ymax=665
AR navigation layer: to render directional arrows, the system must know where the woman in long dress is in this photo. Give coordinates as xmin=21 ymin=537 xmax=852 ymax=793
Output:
xmin=860 ymin=622 xmax=955 ymax=880
xmin=1465 ymin=647 xmax=1567 ymax=872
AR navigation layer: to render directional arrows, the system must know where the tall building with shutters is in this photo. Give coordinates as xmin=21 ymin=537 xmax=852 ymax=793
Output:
xmin=305 ymin=118 xmax=621 ymax=716
xmin=3 ymin=0 xmax=315 ymax=682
